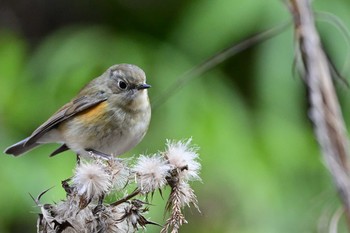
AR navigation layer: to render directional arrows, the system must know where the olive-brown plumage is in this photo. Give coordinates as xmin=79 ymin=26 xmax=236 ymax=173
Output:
xmin=4 ymin=64 xmax=151 ymax=158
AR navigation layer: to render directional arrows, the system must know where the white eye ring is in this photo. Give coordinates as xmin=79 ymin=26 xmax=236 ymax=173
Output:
xmin=118 ymin=80 xmax=127 ymax=90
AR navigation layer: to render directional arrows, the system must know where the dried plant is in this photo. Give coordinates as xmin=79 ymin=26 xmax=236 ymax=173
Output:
xmin=34 ymin=139 xmax=200 ymax=233
xmin=289 ymin=0 xmax=350 ymax=229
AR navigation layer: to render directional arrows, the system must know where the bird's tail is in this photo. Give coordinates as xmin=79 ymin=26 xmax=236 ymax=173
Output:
xmin=4 ymin=138 xmax=40 ymax=156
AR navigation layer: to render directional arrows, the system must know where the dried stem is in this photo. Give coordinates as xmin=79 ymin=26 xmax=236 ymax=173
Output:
xmin=289 ymin=0 xmax=350 ymax=227
xmin=110 ymin=189 xmax=141 ymax=207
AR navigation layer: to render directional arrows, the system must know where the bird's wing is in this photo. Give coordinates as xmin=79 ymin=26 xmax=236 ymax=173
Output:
xmin=25 ymin=93 xmax=108 ymax=146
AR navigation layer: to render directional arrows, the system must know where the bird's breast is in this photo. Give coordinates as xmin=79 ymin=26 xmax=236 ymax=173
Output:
xmin=60 ymin=97 xmax=150 ymax=156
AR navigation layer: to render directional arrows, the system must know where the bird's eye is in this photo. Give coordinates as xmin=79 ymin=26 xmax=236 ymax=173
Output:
xmin=118 ymin=80 xmax=127 ymax=90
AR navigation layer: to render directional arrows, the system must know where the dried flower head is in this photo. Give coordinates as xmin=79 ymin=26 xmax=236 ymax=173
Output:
xmin=37 ymin=139 xmax=201 ymax=233
xmin=118 ymin=199 xmax=160 ymax=230
xmin=164 ymin=139 xmax=201 ymax=181
xmin=105 ymin=158 xmax=130 ymax=191
xmin=72 ymin=161 xmax=111 ymax=200
xmin=133 ymin=155 xmax=171 ymax=194
xmin=100 ymin=203 xmax=132 ymax=232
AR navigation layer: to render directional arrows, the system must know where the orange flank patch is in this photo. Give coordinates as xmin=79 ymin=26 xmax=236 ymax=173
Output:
xmin=75 ymin=101 xmax=109 ymax=123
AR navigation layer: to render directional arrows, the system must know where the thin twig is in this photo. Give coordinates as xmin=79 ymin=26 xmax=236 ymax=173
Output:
xmin=315 ymin=11 xmax=350 ymax=75
xmin=329 ymin=207 xmax=344 ymax=233
xmin=152 ymin=21 xmax=291 ymax=108
xmin=110 ymin=188 xmax=141 ymax=206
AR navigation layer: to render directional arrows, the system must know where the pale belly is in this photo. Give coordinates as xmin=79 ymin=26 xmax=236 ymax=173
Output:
xmin=58 ymin=106 xmax=150 ymax=157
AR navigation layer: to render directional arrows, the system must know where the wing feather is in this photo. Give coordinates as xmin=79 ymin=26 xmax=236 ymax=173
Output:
xmin=25 ymin=94 xmax=108 ymax=146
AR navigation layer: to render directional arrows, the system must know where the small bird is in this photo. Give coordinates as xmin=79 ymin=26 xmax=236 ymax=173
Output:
xmin=4 ymin=64 xmax=151 ymax=158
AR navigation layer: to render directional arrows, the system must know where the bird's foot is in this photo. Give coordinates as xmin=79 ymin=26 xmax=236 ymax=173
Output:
xmin=85 ymin=148 xmax=111 ymax=160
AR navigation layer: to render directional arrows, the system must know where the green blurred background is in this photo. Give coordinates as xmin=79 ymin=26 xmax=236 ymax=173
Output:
xmin=1 ymin=0 xmax=350 ymax=232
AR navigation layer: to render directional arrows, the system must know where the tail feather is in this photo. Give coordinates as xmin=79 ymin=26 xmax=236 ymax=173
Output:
xmin=4 ymin=138 xmax=40 ymax=156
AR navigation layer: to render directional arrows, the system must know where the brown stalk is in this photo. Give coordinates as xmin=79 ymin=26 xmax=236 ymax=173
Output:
xmin=289 ymin=0 xmax=350 ymax=228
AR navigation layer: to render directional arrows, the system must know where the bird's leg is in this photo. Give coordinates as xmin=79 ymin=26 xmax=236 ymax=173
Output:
xmin=76 ymin=154 xmax=81 ymax=165
xmin=61 ymin=178 xmax=73 ymax=195
xmin=85 ymin=148 xmax=111 ymax=160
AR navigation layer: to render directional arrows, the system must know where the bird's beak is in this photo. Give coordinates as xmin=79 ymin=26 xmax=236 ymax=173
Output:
xmin=137 ymin=83 xmax=151 ymax=90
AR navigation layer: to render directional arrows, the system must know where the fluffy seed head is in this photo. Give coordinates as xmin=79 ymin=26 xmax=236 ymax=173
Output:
xmin=105 ymin=158 xmax=130 ymax=191
xmin=72 ymin=162 xmax=111 ymax=200
xmin=165 ymin=139 xmax=201 ymax=181
xmin=133 ymin=155 xmax=171 ymax=194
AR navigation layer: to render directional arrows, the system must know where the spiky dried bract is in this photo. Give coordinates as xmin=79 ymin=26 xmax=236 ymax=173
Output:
xmin=161 ymin=167 xmax=200 ymax=233
xmin=177 ymin=181 xmax=198 ymax=208
xmin=161 ymin=180 xmax=188 ymax=233
xmin=72 ymin=161 xmax=111 ymax=200
xmin=38 ymin=196 xmax=137 ymax=233
xmin=165 ymin=139 xmax=201 ymax=181
xmin=118 ymin=199 xmax=161 ymax=230
xmin=133 ymin=155 xmax=171 ymax=194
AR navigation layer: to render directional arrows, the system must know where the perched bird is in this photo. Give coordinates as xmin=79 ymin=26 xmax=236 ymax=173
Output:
xmin=4 ymin=64 xmax=151 ymax=158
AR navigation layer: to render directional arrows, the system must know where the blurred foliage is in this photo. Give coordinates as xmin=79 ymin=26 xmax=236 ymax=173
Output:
xmin=1 ymin=0 xmax=350 ymax=232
